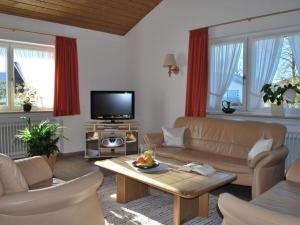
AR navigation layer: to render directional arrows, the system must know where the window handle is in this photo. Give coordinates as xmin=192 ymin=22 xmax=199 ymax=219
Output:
xmin=242 ymin=76 xmax=246 ymax=85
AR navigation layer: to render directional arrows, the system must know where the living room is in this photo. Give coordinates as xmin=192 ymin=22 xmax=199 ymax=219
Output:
xmin=0 ymin=0 xmax=300 ymax=225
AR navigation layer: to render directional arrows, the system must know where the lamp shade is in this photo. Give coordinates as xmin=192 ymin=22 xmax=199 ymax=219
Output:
xmin=163 ymin=54 xmax=177 ymax=67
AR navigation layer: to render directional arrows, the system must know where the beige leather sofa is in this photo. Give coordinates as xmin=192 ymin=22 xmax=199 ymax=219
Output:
xmin=218 ymin=159 xmax=300 ymax=225
xmin=144 ymin=117 xmax=288 ymax=198
xmin=0 ymin=154 xmax=105 ymax=225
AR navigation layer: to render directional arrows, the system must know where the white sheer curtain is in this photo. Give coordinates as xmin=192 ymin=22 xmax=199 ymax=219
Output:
xmin=249 ymin=37 xmax=283 ymax=110
xmin=209 ymin=42 xmax=242 ymax=109
xmin=14 ymin=48 xmax=54 ymax=108
xmin=288 ymin=34 xmax=300 ymax=72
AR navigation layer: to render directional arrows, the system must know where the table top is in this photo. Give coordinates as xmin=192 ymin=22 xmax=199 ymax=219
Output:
xmin=95 ymin=155 xmax=237 ymax=198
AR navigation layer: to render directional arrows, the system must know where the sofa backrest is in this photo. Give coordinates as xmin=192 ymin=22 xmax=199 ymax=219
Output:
xmin=174 ymin=117 xmax=286 ymax=159
xmin=0 ymin=153 xmax=29 ymax=195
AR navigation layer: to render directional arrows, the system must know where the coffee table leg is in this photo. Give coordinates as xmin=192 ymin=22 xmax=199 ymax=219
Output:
xmin=116 ymin=174 xmax=149 ymax=203
xmin=173 ymin=193 xmax=209 ymax=225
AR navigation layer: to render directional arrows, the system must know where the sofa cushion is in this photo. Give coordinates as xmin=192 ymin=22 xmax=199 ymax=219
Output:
xmin=0 ymin=154 xmax=29 ymax=194
xmin=248 ymin=138 xmax=273 ymax=160
xmin=156 ymin=147 xmax=252 ymax=174
xmin=174 ymin=117 xmax=286 ymax=159
xmin=162 ymin=127 xmax=185 ymax=147
xmin=15 ymin=156 xmax=53 ymax=186
xmin=251 ymin=181 xmax=300 ymax=217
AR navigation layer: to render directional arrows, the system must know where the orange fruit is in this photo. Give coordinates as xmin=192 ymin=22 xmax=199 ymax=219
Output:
xmin=136 ymin=156 xmax=146 ymax=164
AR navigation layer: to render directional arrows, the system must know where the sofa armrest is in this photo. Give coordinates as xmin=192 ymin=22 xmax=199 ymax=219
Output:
xmin=218 ymin=193 xmax=300 ymax=225
xmin=144 ymin=132 xmax=164 ymax=146
xmin=15 ymin=156 xmax=53 ymax=186
xmin=0 ymin=171 xmax=103 ymax=216
xmin=255 ymin=146 xmax=288 ymax=169
xmin=286 ymin=159 xmax=300 ymax=184
xmin=251 ymin=146 xmax=288 ymax=198
xmin=248 ymin=152 xmax=270 ymax=169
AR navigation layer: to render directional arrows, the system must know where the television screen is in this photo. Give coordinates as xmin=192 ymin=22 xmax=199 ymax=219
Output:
xmin=91 ymin=91 xmax=134 ymax=120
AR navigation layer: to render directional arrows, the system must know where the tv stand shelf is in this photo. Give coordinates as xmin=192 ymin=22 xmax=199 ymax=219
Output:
xmin=85 ymin=120 xmax=139 ymax=159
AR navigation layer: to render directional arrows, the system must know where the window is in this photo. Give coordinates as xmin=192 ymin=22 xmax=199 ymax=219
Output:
xmin=208 ymin=29 xmax=300 ymax=114
xmin=0 ymin=41 xmax=54 ymax=112
xmin=208 ymin=41 xmax=244 ymax=110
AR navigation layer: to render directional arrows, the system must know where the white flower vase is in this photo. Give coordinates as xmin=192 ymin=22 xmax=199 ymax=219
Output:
xmin=271 ymin=104 xmax=284 ymax=116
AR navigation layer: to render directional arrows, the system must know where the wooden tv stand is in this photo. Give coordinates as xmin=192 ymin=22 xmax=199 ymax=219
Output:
xmin=85 ymin=120 xmax=139 ymax=158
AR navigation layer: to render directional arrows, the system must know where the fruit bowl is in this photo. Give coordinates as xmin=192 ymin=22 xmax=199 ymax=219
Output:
xmin=132 ymin=160 xmax=159 ymax=169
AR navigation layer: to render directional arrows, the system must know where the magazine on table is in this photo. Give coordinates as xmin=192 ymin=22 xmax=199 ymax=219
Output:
xmin=178 ymin=162 xmax=216 ymax=176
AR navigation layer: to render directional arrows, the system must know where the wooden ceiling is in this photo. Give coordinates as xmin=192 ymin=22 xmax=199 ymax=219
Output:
xmin=0 ymin=0 xmax=162 ymax=35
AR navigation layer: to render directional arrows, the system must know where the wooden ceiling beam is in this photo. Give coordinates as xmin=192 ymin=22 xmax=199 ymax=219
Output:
xmin=6 ymin=0 xmax=137 ymax=26
xmin=0 ymin=4 xmax=127 ymax=35
xmin=0 ymin=0 xmax=131 ymax=31
xmin=0 ymin=0 xmax=162 ymax=35
xmin=61 ymin=0 xmax=148 ymax=19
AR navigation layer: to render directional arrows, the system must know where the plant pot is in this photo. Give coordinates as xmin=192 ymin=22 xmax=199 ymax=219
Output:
xmin=43 ymin=152 xmax=58 ymax=171
xmin=23 ymin=103 xmax=32 ymax=112
xmin=271 ymin=104 xmax=284 ymax=116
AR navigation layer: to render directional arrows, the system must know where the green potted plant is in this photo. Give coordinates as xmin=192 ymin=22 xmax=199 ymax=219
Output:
xmin=261 ymin=81 xmax=300 ymax=116
xmin=15 ymin=117 xmax=65 ymax=171
xmin=15 ymin=84 xmax=38 ymax=112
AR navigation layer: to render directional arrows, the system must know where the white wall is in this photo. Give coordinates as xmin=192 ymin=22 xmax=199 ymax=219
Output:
xmin=2 ymin=0 xmax=300 ymax=153
xmin=0 ymin=13 xmax=130 ymax=153
xmin=126 ymin=0 xmax=300 ymax=136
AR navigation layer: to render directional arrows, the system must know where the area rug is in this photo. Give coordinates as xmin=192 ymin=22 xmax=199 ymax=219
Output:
xmin=97 ymin=176 xmax=222 ymax=225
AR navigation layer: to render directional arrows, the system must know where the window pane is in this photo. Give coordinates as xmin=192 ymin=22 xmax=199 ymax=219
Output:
xmin=222 ymin=47 xmax=244 ymax=106
xmin=0 ymin=48 xmax=7 ymax=106
xmin=272 ymin=37 xmax=300 ymax=108
xmin=273 ymin=37 xmax=299 ymax=83
xmin=13 ymin=48 xmax=54 ymax=109
xmin=249 ymin=36 xmax=283 ymax=110
xmin=209 ymin=41 xmax=243 ymax=109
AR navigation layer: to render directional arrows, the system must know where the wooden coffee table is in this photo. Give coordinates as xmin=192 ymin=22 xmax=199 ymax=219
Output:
xmin=95 ymin=156 xmax=236 ymax=225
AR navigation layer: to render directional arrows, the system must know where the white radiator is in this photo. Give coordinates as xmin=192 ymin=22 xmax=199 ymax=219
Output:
xmin=285 ymin=131 xmax=300 ymax=169
xmin=0 ymin=121 xmax=27 ymax=158
xmin=0 ymin=118 xmax=60 ymax=159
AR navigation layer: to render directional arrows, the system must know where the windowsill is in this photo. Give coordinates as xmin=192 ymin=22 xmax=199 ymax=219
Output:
xmin=0 ymin=109 xmax=52 ymax=113
xmin=0 ymin=110 xmax=53 ymax=118
xmin=207 ymin=111 xmax=300 ymax=119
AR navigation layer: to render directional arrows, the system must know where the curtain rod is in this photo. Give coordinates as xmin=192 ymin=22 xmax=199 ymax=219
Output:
xmin=0 ymin=25 xmax=75 ymax=39
xmin=191 ymin=7 xmax=300 ymax=31
xmin=0 ymin=25 xmax=57 ymax=37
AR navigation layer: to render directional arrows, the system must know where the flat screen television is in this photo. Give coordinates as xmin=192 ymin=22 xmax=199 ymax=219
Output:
xmin=91 ymin=91 xmax=135 ymax=122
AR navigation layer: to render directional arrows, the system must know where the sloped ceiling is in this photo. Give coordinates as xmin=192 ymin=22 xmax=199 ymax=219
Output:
xmin=0 ymin=0 xmax=162 ymax=35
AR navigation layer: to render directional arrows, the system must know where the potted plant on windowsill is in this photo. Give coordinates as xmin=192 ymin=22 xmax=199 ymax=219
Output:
xmin=15 ymin=84 xmax=38 ymax=113
xmin=15 ymin=117 xmax=66 ymax=171
xmin=261 ymin=81 xmax=300 ymax=116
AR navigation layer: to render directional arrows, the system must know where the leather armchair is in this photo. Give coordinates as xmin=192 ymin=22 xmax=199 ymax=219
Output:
xmin=218 ymin=159 xmax=300 ymax=225
xmin=0 ymin=156 xmax=105 ymax=225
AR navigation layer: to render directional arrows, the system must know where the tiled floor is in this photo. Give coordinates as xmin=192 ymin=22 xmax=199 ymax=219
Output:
xmin=54 ymin=153 xmax=251 ymax=201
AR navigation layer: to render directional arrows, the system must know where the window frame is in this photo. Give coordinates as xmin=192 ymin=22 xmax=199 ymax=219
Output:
xmin=0 ymin=42 xmax=10 ymax=112
xmin=0 ymin=40 xmax=55 ymax=113
xmin=208 ymin=25 xmax=300 ymax=115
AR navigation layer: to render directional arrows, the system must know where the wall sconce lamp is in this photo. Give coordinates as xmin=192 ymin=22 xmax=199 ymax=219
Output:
xmin=163 ymin=54 xmax=179 ymax=77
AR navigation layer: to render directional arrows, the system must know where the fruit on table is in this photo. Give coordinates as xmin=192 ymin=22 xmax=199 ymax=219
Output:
xmin=136 ymin=156 xmax=146 ymax=164
xmin=143 ymin=149 xmax=154 ymax=157
xmin=136 ymin=154 xmax=155 ymax=166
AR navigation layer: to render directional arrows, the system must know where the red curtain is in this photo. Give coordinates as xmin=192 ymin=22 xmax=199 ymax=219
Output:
xmin=54 ymin=36 xmax=80 ymax=116
xmin=185 ymin=27 xmax=208 ymax=117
